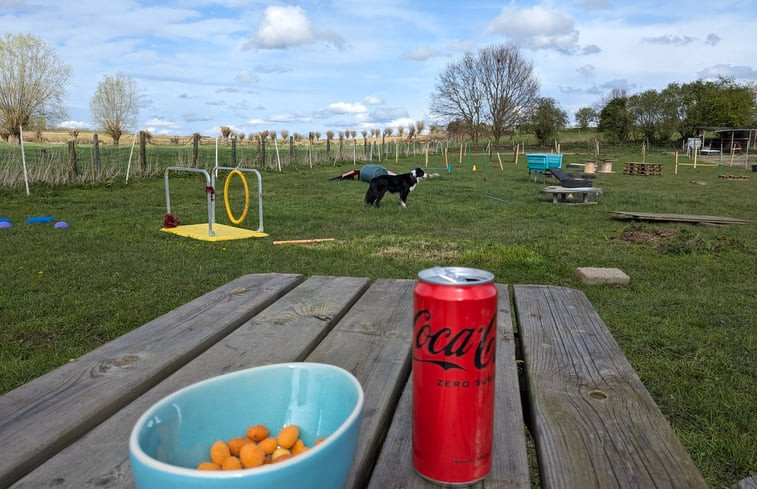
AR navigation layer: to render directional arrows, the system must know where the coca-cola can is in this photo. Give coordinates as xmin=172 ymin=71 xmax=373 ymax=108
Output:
xmin=412 ymin=266 xmax=497 ymax=485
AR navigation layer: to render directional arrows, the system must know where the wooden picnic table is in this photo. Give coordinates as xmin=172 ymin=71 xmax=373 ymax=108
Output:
xmin=0 ymin=273 xmax=708 ymax=489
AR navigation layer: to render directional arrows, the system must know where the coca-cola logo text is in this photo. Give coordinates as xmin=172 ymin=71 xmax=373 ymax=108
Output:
xmin=413 ymin=310 xmax=496 ymax=371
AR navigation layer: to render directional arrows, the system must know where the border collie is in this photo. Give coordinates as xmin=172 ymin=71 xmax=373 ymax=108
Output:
xmin=364 ymin=168 xmax=425 ymax=208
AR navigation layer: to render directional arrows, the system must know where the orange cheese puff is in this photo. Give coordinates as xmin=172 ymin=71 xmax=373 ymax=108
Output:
xmin=314 ymin=437 xmax=326 ymax=445
xmin=257 ymin=436 xmax=278 ymax=455
xmin=222 ymin=456 xmax=243 ymax=470
xmin=272 ymin=447 xmax=290 ymax=460
xmin=270 ymin=453 xmax=293 ymax=464
xmin=210 ymin=440 xmax=231 ymax=465
xmin=227 ymin=437 xmax=250 ymax=457
xmin=197 ymin=461 xmax=221 ymax=471
xmin=277 ymin=425 xmax=299 ymax=449
xmin=239 ymin=442 xmax=266 ymax=468
xmin=246 ymin=424 xmax=269 ymax=442
xmin=291 ymin=439 xmax=308 ymax=455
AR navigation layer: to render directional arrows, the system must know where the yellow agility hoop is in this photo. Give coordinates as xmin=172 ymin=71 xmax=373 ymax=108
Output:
xmin=223 ymin=170 xmax=249 ymax=225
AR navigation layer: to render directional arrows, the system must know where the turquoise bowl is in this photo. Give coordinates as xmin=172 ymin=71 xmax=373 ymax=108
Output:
xmin=129 ymin=363 xmax=364 ymax=489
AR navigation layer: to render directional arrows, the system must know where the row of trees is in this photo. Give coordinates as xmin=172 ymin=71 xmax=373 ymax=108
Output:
xmin=0 ymin=33 xmax=138 ymax=145
xmin=430 ymin=43 xmax=757 ymax=147
xmin=591 ymin=79 xmax=756 ymax=144
xmin=218 ymin=120 xmax=429 ymax=147
xmin=3 ymin=33 xmax=755 ymax=153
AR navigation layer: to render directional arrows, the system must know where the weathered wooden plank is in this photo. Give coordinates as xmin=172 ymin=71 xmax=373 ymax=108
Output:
xmin=366 ymin=284 xmax=531 ymax=489
xmin=0 ymin=273 xmax=305 ymax=488
xmin=610 ymin=210 xmax=750 ymax=224
xmin=10 ymin=275 xmax=370 ymax=489
xmin=305 ymin=278 xmax=416 ymax=489
xmin=514 ymin=285 xmax=708 ymax=489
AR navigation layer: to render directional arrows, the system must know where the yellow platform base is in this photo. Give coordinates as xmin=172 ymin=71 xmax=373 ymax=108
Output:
xmin=161 ymin=223 xmax=268 ymax=242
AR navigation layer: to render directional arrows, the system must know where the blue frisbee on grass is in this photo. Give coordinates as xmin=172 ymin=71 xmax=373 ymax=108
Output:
xmin=26 ymin=216 xmax=55 ymax=223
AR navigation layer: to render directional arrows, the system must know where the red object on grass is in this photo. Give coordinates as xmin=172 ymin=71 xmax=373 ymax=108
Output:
xmin=163 ymin=213 xmax=180 ymax=228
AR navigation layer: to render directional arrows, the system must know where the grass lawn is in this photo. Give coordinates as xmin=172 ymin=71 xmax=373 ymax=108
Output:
xmin=1 ymin=151 xmax=755 ymax=488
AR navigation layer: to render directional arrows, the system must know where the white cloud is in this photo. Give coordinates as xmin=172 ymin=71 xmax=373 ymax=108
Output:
xmin=581 ymin=44 xmax=601 ymax=55
xmin=245 ymin=5 xmax=344 ymax=50
xmin=183 ymin=113 xmax=213 ymax=123
xmin=698 ymin=64 xmax=757 ymax=80
xmin=370 ymin=107 xmax=408 ymax=122
xmin=364 ymin=96 xmax=383 ymax=105
xmin=327 ymin=102 xmax=368 ymax=114
xmin=145 ymin=117 xmax=180 ymax=129
xmin=268 ymin=114 xmax=312 ymax=123
xmin=387 ymin=117 xmax=417 ymax=129
xmin=642 ymin=34 xmax=696 ymax=45
xmin=57 ymin=120 xmax=92 ymax=130
xmin=487 ymin=5 xmax=579 ymax=53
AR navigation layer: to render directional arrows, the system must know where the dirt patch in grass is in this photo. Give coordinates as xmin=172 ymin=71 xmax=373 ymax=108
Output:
xmin=616 ymin=228 xmax=680 ymax=244
xmin=373 ymin=239 xmax=462 ymax=262
xmin=614 ymin=226 xmax=743 ymax=256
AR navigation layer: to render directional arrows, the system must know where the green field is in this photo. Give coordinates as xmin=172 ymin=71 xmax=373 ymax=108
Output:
xmin=0 ymin=145 xmax=755 ymax=488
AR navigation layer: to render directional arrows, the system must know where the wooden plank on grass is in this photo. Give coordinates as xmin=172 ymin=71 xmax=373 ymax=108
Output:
xmin=366 ymin=284 xmax=531 ymax=489
xmin=10 ymin=275 xmax=370 ymax=489
xmin=610 ymin=210 xmax=750 ymax=225
xmin=514 ymin=285 xmax=708 ymax=489
xmin=306 ymin=278 xmax=416 ymax=489
xmin=0 ymin=273 xmax=304 ymax=488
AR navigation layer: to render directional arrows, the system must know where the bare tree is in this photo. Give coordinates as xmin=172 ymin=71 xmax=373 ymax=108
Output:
xmin=478 ymin=44 xmax=538 ymax=143
xmin=0 ymin=33 xmax=71 ymax=142
xmin=430 ymin=44 xmax=538 ymax=144
xmin=90 ymin=72 xmax=139 ymax=145
xmin=429 ymin=51 xmax=484 ymax=144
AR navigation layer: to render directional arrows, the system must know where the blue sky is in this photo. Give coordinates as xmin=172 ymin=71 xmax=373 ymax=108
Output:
xmin=2 ymin=0 xmax=756 ymax=137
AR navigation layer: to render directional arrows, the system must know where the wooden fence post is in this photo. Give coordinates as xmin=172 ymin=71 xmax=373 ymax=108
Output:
xmin=68 ymin=140 xmax=78 ymax=180
xmin=139 ymin=131 xmax=147 ymax=172
xmin=192 ymin=133 xmax=199 ymax=167
xmin=231 ymin=137 xmax=237 ymax=166
xmin=289 ymin=136 xmax=294 ymax=165
xmin=92 ymin=133 xmax=101 ymax=172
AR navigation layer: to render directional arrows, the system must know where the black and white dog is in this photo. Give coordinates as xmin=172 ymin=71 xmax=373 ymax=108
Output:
xmin=364 ymin=168 xmax=425 ymax=208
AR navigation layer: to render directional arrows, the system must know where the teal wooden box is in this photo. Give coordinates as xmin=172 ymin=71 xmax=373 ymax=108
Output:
xmin=526 ymin=153 xmax=563 ymax=172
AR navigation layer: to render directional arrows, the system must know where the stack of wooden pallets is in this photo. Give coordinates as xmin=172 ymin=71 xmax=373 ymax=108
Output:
xmin=624 ymin=162 xmax=663 ymax=176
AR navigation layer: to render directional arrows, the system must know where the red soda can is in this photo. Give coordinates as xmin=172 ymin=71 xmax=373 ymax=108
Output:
xmin=412 ymin=266 xmax=497 ymax=485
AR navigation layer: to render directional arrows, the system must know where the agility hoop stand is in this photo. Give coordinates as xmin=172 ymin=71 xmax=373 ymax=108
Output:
xmin=162 ymin=141 xmax=267 ymax=241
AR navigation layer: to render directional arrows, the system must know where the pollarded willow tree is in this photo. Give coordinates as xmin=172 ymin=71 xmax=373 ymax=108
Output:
xmin=0 ymin=33 xmax=71 ymax=142
xmin=430 ymin=44 xmax=539 ymax=144
xmin=90 ymin=72 xmax=139 ymax=145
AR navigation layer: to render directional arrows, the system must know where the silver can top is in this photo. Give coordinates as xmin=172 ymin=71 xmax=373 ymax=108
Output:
xmin=417 ymin=266 xmax=495 ymax=285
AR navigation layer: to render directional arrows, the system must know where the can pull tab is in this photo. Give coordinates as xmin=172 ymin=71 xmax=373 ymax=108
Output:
xmin=432 ymin=266 xmax=461 ymax=283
